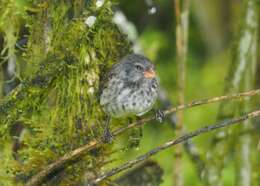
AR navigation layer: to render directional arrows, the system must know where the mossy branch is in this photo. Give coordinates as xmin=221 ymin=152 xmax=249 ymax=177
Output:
xmin=91 ymin=109 xmax=260 ymax=185
xmin=26 ymin=89 xmax=260 ymax=186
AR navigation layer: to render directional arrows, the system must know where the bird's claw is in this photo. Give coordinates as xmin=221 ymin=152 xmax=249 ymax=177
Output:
xmin=102 ymin=128 xmax=113 ymax=143
xmin=155 ymin=110 xmax=165 ymax=123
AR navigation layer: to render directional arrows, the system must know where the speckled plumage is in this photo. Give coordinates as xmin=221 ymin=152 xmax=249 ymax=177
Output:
xmin=100 ymin=54 xmax=159 ymax=118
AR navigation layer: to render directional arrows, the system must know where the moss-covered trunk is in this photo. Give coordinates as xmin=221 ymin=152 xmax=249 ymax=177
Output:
xmin=0 ymin=0 xmax=131 ymax=185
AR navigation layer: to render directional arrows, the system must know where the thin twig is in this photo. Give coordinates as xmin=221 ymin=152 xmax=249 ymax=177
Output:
xmin=91 ymin=110 xmax=260 ymax=185
xmin=26 ymin=89 xmax=260 ymax=186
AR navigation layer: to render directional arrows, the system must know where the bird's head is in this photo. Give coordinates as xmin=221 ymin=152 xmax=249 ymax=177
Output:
xmin=119 ymin=54 xmax=156 ymax=83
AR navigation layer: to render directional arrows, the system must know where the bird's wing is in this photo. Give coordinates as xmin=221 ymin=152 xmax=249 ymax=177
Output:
xmin=99 ymin=64 xmax=124 ymax=106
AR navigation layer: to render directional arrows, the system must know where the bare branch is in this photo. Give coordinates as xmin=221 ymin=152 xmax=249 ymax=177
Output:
xmin=26 ymin=89 xmax=260 ymax=186
xmin=91 ymin=110 xmax=260 ymax=185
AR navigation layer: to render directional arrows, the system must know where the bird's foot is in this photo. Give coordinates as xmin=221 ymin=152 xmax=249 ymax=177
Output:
xmin=155 ymin=109 xmax=165 ymax=123
xmin=102 ymin=128 xmax=113 ymax=143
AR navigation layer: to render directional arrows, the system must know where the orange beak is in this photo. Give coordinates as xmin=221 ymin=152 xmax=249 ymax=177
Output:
xmin=143 ymin=69 xmax=156 ymax=79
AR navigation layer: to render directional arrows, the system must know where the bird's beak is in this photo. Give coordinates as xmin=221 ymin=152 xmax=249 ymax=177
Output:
xmin=143 ymin=69 xmax=156 ymax=79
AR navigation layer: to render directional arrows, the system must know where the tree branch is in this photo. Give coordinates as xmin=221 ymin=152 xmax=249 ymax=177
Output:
xmin=90 ymin=110 xmax=260 ymax=185
xmin=26 ymin=89 xmax=260 ymax=186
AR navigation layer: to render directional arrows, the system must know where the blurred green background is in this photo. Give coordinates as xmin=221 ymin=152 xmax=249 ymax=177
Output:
xmin=110 ymin=0 xmax=259 ymax=186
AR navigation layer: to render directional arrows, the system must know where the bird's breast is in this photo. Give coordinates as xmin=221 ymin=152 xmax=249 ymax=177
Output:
xmin=101 ymin=78 xmax=158 ymax=118
xmin=112 ymin=80 xmax=158 ymax=117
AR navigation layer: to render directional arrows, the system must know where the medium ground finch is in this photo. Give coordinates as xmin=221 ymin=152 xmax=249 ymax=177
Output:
xmin=100 ymin=54 xmax=160 ymax=142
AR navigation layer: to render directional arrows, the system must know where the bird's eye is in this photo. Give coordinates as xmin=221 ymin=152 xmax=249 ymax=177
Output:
xmin=135 ymin=64 xmax=143 ymax=71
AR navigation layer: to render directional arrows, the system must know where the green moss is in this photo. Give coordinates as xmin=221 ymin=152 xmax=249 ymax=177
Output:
xmin=0 ymin=0 xmax=131 ymax=184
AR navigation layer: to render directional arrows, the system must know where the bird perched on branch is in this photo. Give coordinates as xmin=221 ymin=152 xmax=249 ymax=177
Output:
xmin=100 ymin=54 xmax=163 ymax=142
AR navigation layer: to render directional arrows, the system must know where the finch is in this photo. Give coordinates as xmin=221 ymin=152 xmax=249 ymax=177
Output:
xmin=100 ymin=54 xmax=159 ymax=142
